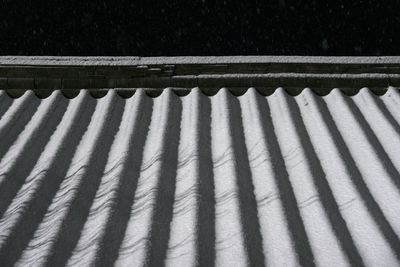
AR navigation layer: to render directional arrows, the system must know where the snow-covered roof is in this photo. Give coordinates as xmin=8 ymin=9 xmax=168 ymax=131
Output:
xmin=0 ymin=57 xmax=399 ymax=266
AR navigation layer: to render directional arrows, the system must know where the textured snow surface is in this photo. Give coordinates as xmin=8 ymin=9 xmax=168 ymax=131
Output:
xmin=0 ymin=88 xmax=399 ymax=266
xmin=1 ymin=56 xmax=400 ymax=65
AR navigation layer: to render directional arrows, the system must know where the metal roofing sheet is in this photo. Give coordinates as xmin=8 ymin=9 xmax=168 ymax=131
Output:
xmin=0 ymin=87 xmax=399 ymax=266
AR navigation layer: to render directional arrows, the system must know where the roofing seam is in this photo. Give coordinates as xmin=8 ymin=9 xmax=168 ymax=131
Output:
xmin=0 ymin=87 xmax=399 ymax=266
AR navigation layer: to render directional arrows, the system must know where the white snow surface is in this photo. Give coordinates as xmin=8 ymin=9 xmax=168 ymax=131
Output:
xmin=0 ymin=88 xmax=399 ymax=266
xmin=1 ymin=55 xmax=400 ymax=65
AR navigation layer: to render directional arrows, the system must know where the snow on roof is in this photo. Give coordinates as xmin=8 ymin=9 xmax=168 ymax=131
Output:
xmin=1 ymin=55 xmax=400 ymax=65
xmin=0 ymin=57 xmax=399 ymax=266
xmin=0 ymin=86 xmax=399 ymax=266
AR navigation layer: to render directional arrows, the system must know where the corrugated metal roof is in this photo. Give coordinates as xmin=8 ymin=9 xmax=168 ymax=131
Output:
xmin=0 ymin=87 xmax=399 ymax=266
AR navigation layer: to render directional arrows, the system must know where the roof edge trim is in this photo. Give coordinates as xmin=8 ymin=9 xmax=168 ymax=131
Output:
xmin=1 ymin=56 xmax=400 ymax=91
xmin=2 ymin=56 xmax=400 ymax=65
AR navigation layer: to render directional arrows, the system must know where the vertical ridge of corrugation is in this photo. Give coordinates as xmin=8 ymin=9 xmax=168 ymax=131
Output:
xmin=211 ymin=88 xmax=248 ymax=266
xmin=378 ymin=88 xmax=400 ymax=139
xmin=114 ymin=89 xmax=182 ymax=266
xmin=370 ymin=90 xmax=400 ymax=145
xmin=296 ymin=89 xmax=365 ymax=266
xmin=145 ymin=89 xmax=182 ymax=267
xmin=269 ymin=88 xmax=347 ymax=266
xmin=0 ymin=91 xmax=69 ymax=236
xmin=0 ymin=91 xmax=13 ymax=122
xmin=0 ymin=93 xmax=54 ymax=218
xmin=257 ymin=88 xmax=315 ymax=267
xmin=0 ymin=90 xmax=93 ymax=266
xmin=44 ymin=90 xmax=126 ymax=267
xmin=353 ymin=89 xmax=400 ymax=187
xmin=67 ymin=90 xmax=153 ymax=267
xmin=335 ymin=89 xmax=400 ymax=238
xmin=239 ymin=88 xmax=297 ymax=266
xmin=93 ymin=90 xmax=153 ymax=267
xmin=225 ymin=89 xmax=265 ymax=266
xmin=15 ymin=91 xmax=119 ymax=266
xmin=324 ymin=89 xmax=400 ymax=262
xmin=0 ymin=88 xmax=398 ymax=266
xmin=166 ymin=88 xmax=201 ymax=266
xmin=0 ymin=91 xmax=40 ymax=167
xmin=306 ymin=90 xmax=399 ymax=266
xmin=381 ymin=88 xmax=400 ymax=126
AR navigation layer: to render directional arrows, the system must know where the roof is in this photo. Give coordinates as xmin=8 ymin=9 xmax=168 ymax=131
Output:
xmin=0 ymin=57 xmax=399 ymax=266
xmin=1 ymin=56 xmax=400 ymax=96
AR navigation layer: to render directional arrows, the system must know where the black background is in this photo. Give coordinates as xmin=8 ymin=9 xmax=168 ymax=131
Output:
xmin=1 ymin=0 xmax=399 ymax=56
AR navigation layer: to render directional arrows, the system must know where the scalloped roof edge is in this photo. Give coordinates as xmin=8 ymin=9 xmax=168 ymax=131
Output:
xmin=2 ymin=87 xmax=398 ymax=99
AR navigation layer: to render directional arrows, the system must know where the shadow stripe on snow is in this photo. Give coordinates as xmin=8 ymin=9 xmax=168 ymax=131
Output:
xmin=0 ymin=92 xmax=40 ymax=168
xmin=196 ymin=91 xmax=216 ymax=267
xmin=44 ymin=92 xmax=125 ymax=267
xmin=287 ymin=93 xmax=365 ymax=266
xmin=0 ymin=92 xmax=96 ymax=266
xmin=0 ymin=93 xmax=67 ymax=222
xmin=317 ymin=96 xmax=400 ymax=261
xmin=227 ymin=92 xmax=266 ymax=266
xmin=146 ymin=91 xmax=182 ymax=266
xmin=257 ymin=93 xmax=316 ymax=267
xmin=94 ymin=92 xmax=153 ymax=266
xmin=345 ymin=95 xmax=400 ymax=193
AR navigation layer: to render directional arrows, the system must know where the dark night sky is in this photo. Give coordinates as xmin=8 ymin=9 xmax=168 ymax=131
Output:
xmin=1 ymin=0 xmax=399 ymax=56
